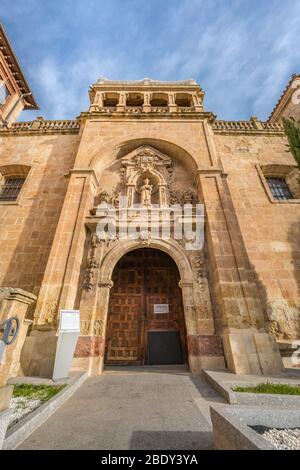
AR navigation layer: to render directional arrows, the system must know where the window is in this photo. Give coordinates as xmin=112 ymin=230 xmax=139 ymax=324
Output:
xmin=0 ymin=79 xmax=10 ymax=107
xmin=266 ymin=177 xmax=293 ymax=200
xmin=0 ymin=177 xmax=25 ymax=201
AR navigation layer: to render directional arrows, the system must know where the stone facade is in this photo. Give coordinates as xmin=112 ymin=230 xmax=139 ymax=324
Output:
xmin=0 ymin=73 xmax=299 ymax=378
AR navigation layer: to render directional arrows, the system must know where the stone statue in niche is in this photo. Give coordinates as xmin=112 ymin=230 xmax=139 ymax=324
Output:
xmin=140 ymin=178 xmax=153 ymax=207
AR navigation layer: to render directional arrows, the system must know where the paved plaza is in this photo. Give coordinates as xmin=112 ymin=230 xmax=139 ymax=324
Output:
xmin=18 ymin=367 xmax=225 ymax=450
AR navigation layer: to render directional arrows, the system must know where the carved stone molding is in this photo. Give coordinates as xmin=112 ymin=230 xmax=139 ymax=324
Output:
xmin=98 ymin=279 xmax=114 ymax=289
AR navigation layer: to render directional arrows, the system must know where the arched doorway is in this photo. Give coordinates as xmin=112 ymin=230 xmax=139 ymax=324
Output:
xmin=105 ymin=248 xmax=187 ymax=366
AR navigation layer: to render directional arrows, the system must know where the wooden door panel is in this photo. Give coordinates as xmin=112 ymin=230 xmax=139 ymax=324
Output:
xmin=105 ymin=249 xmax=186 ymax=365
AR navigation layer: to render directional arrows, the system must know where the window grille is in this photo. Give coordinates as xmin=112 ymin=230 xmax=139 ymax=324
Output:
xmin=0 ymin=178 xmax=25 ymax=201
xmin=266 ymin=177 xmax=293 ymax=200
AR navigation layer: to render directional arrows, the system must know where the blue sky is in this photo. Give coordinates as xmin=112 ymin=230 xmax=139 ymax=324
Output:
xmin=1 ymin=0 xmax=300 ymax=121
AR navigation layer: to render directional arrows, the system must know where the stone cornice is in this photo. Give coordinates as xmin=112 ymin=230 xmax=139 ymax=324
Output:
xmin=80 ymin=110 xmax=215 ymax=121
xmin=212 ymin=119 xmax=284 ymax=135
xmin=0 ymin=118 xmax=81 ymax=135
xmin=68 ymin=168 xmax=99 ymax=187
xmin=0 ymin=287 xmax=37 ymax=305
xmin=0 ymin=115 xmax=285 ymax=137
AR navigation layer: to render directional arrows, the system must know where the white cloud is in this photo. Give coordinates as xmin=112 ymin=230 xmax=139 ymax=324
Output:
xmin=13 ymin=0 xmax=300 ymax=121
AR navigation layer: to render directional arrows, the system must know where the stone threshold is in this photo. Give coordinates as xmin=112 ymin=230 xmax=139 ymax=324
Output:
xmin=103 ymin=364 xmax=190 ymax=375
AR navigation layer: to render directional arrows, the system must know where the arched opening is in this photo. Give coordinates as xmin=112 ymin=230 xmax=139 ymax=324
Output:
xmin=105 ymin=248 xmax=187 ymax=367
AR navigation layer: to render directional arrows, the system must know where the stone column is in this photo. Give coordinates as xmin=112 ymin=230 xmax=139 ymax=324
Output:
xmin=158 ymin=185 xmax=168 ymax=206
xmin=23 ymin=169 xmax=98 ymax=377
xmin=192 ymin=93 xmax=203 ymax=111
xmin=126 ymin=184 xmax=135 ymax=207
xmin=89 ymin=91 xmax=104 ymax=112
xmin=168 ymin=93 xmax=177 ymax=112
xmin=117 ymin=92 xmax=127 ymax=112
xmin=74 ymin=279 xmax=113 ymax=375
xmin=180 ymin=281 xmax=224 ymax=373
xmin=197 ymin=170 xmax=283 ymax=375
xmin=143 ymin=92 xmax=152 ymax=112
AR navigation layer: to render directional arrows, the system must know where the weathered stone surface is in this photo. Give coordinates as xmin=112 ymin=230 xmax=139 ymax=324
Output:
xmin=210 ymin=405 xmax=300 ymax=450
xmin=0 ymin=76 xmax=298 ymax=378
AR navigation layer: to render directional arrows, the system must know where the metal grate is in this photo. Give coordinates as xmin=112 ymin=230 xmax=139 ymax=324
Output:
xmin=0 ymin=178 xmax=25 ymax=201
xmin=266 ymin=177 xmax=293 ymax=200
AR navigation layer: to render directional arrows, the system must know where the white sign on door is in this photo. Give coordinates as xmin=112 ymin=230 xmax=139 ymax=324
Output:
xmin=154 ymin=304 xmax=169 ymax=314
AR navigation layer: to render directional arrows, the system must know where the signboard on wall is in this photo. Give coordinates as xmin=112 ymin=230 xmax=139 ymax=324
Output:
xmin=59 ymin=310 xmax=80 ymax=332
xmin=154 ymin=304 xmax=169 ymax=314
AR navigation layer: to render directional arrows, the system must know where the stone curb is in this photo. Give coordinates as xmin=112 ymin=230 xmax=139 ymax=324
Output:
xmin=210 ymin=404 xmax=300 ymax=450
xmin=210 ymin=405 xmax=276 ymax=450
xmin=203 ymin=369 xmax=300 ymax=407
xmin=0 ymin=409 xmax=11 ymax=450
xmin=3 ymin=372 xmax=88 ymax=450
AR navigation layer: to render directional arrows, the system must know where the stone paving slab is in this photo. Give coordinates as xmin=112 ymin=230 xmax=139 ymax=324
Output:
xmin=16 ymin=367 xmax=225 ymax=450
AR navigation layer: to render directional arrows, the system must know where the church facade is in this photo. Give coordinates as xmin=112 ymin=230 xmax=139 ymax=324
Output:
xmin=1 ymin=25 xmax=300 ymax=380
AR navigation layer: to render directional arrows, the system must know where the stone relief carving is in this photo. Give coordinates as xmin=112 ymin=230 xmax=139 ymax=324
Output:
xmin=169 ymin=190 xmax=180 ymax=204
xmin=111 ymin=191 xmax=121 ymax=208
xmin=118 ymin=145 xmax=173 ymax=207
xmin=140 ymin=230 xmax=152 ymax=245
xmin=191 ymin=254 xmax=206 ymax=284
xmin=94 ymin=147 xmax=199 ymax=212
xmin=91 ymin=233 xmax=100 ymax=249
xmin=93 ymin=319 xmax=104 ymax=336
xmin=95 ymin=190 xmax=110 ymax=206
xmin=84 ymin=259 xmax=98 ymax=291
xmin=80 ymin=319 xmax=91 ymax=335
xmin=181 ymin=189 xmax=196 ymax=205
xmin=39 ymin=300 xmax=57 ymax=326
xmin=83 ymin=232 xmax=100 ymax=291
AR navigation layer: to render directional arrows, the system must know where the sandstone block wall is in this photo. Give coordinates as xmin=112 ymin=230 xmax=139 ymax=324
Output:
xmin=0 ymin=133 xmax=80 ymax=304
xmin=215 ymin=132 xmax=300 ymax=340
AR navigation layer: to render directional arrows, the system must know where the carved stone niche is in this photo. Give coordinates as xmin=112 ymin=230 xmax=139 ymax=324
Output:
xmin=118 ymin=145 xmax=173 ymax=207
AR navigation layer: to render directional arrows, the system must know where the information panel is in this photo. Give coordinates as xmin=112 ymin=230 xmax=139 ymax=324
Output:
xmin=59 ymin=310 xmax=80 ymax=332
xmin=154 ymin=304 xmax=169 ymax=314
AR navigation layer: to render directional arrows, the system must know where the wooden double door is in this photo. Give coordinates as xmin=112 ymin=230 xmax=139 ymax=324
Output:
xmin=105 ymin=248 xmax=186 ymax=365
